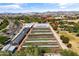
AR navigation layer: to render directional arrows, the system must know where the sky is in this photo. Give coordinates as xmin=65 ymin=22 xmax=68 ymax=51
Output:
xmin=0 ymin=3 xmax=79 ymax=13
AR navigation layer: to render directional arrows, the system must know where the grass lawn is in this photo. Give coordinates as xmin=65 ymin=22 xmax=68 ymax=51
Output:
xmin=0 ymin=35 xmax=8 ymax=45
xmin=59 ymin=31 xmax=76 ymax=40
xmin=0 ymin=19 xmax=9 ymax=30
xmin=59 ymin=31 xmax=79 ymax=54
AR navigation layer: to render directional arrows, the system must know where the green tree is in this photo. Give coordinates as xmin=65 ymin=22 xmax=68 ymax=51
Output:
xmin=0 ymin=19 xmax=9 ymax=30
xmin=14 ymin=19 xmax=20 ymax=26
xmin=0 ymin=51 xmax=13 ymax=56
xmin=13 ymin=45 xmax=40 ymax=56
xmin=0 ymin=36 xmax=8 ymax=44
xmin=60 ymin=49 xmax=78 ymax=56
xmin=33 ymin=45 xmax=39 ymax=56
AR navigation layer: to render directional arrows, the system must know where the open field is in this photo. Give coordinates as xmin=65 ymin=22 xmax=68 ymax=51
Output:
xmin=59 ymin=31 xmax=79 ymax=54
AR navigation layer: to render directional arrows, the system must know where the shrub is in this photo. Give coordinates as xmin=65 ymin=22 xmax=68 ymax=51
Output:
xmin=60 ymin=35 xmax=70 ymax=44
xmin=60 ymin=35 xmax=65 ymax=40
xmin=62 ymin=37 xmax=69 ymax=44
xmin=60 ymin=49 xmax=78 ymax=56
xmin=2 ymin=29 xmax=8 ymax=33
xmin=76 ymin=33 xmax=79 ymax=37
xmin=67 ymin=43 xmax=72 ymax=48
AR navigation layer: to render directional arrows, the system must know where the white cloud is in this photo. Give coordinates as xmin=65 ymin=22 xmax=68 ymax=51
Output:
xmin=0 ymin=4 xmax=22 ymax=9
xmin=19 ymin=10 xmax=31 ymax=13
xmin=0 ymin=0 xmax=78 ymax=3
xmin=59 ymin=3 xmax=79 ymax=10
xmin=59 ymin=3 xmax=68 ymax=9
xmin=0 ymin=8 xmax=31 ymax=13
xmin=0 ymin=3 xmax=79 ymax=13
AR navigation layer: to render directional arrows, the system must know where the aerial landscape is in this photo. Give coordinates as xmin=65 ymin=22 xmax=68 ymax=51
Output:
xmin=0 ymin=3 xmax=79 ymax=56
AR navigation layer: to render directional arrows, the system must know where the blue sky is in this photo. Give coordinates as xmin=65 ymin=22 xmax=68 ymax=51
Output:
xmin=0 ymin=3 xmax=79 ymax=13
